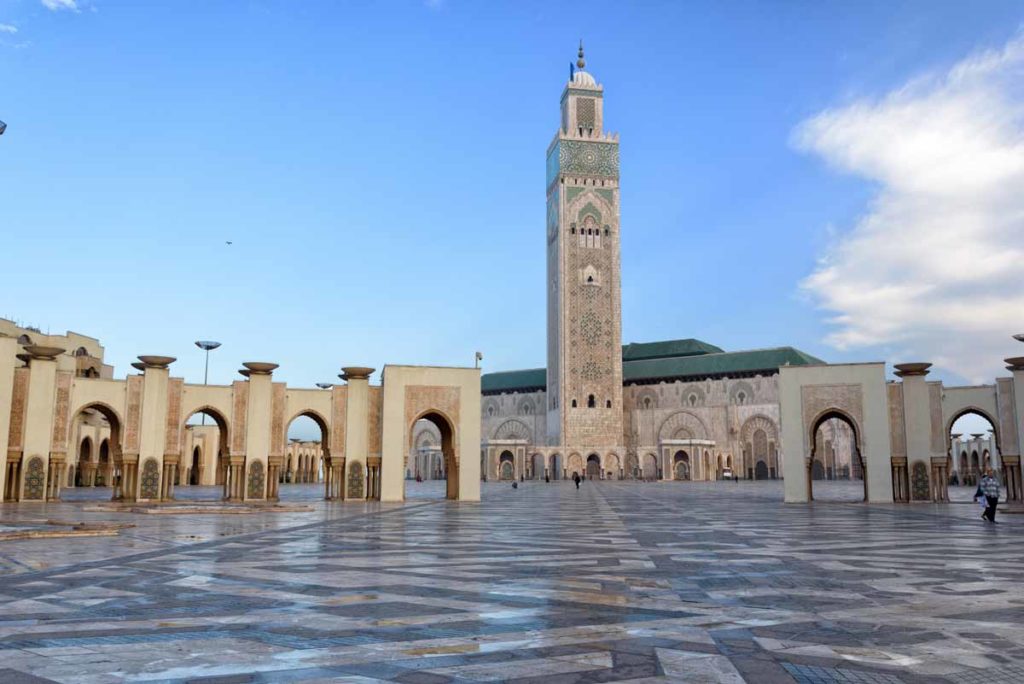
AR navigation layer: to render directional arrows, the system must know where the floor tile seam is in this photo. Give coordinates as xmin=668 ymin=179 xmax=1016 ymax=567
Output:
xmin=1 ymin=500 xmax=445 ymax=583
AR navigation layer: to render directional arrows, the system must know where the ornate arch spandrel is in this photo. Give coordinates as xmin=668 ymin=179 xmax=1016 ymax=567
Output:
xmin=657 ymin=410 xmax=710 ymax=442
xmin=492 ymin=418 xmax=533 ymax=442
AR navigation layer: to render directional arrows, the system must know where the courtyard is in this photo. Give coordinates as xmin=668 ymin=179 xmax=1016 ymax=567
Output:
xmin=0 ymin=482 xmax=1020 ymax=683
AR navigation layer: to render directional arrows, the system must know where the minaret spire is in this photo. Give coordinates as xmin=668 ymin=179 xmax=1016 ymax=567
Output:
xmin=577 ymin=40 xmax=585 ymax=69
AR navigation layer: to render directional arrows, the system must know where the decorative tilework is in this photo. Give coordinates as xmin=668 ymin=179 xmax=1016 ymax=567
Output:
xmin=576 ymin=97 xmax=595 ymax=128
xmin=247 ymin=460 xmax=265 ymax=499
xmin=911 ymin=460 xmax=930 ymax=500
xmin=139 ymin=458 xmax=160 ymax=499
xmin=558 ymin=139 xmax=619 ymax=179
xmin=23 ymin=456 xmax=44 ymax=500
xmin=346 ymin=461 xmax=364 ymax=499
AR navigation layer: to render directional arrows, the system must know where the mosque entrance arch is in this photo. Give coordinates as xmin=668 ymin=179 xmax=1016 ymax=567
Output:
xmin=408 ymin=410 xmax=459 ymax=499
xmin=498 ymin=450 xmax=514 ymax=481
xmin=809 ymin=410 xmax=866 ymax=502
xmin=182 ymin=407 xmax=231 ymax=500
xmin=586 ymin=453 xmax=601 ymax=480
xmin=673 ymin=451 xmax=690 ymax=481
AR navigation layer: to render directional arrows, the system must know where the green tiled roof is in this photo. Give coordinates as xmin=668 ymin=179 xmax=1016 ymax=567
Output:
xmin=623 ymin=346 xmax=824 ymax=384
xmin=482 ymin=345 xmax=824 ymax=394
xmin=481 ymin=368 xmax=547 ymax=394
xmin=622 ymin=338 xmax=724 ymax=361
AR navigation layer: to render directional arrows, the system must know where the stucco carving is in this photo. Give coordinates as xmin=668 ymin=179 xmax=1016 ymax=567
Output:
xmin=7 ymin=368 xmax=29 ymax=456
xmin=928 ymin=383 xmax=944 ymax=454
xmin=368 ymin=386 xmax=383 ymax=455
xmin=492 ymin=418 xmax=532 ymax=442
xmin=800 ymin=384 xmax=864 ymax=452
xmin=270 ymin=383 xmax=286 ymax=457
xmin=124 ymin=375 xmax=144 ymax=454
xmin=657 ymin=410 xmax=709 ymax=442
xmin=331 ymin=385 xmax=347 ymax=456
xmin=230 ymin=381 xmax=248 ymax=456
xmin=405 ymin=385 xmax=461 ymax=433
xmin=49 ymin=371 xmax=72 ymax=456
xmin=887 ymin=383 xmax=906 ymax=459
xmin=164 ymin=378 xmax=183 ymax=455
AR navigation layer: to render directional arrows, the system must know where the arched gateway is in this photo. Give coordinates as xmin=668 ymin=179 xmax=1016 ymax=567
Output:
xmin=0 ymin=339 xmax=481 ymax=504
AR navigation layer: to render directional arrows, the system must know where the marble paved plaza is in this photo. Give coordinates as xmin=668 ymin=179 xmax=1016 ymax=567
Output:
xmin=0 ymin=482 xmax=1022 ymax=683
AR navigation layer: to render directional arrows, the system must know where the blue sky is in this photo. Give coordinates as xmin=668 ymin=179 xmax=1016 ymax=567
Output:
xmin=2 ymin=0 xmax=1022 ymax=396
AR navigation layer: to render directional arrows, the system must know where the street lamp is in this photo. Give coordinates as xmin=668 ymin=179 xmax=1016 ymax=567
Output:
xmin=1014 ymin=334 xmax=1024 ymax=344
xmin=474 ymin=351 xmax=483 ymax=369
xmin=194 ymin=340 xmax=221 ymax=425
xmin=0 ymin=120 xmax=6 ymax=136
xmin=316 ymin=382 xmax=333 ymax=390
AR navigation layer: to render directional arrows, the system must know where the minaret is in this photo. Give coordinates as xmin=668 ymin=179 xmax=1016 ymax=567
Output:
xmin=545 ymin=43 xmax=623 ymax=454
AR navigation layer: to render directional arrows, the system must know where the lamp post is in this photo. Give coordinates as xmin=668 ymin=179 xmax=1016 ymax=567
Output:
xmin=194 ymin=340 xmax=221 ymax=425
xmin=0 ymin=120 xmax=6 ymax=136
xmin=474 ymin=351 xmax=483 ymax=369
xmin=316 ymin=383 xmax=333 ymax=390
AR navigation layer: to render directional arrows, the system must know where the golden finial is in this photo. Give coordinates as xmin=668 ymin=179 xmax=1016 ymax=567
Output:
xmin=577 ymin=40 xmax=585 ymax=69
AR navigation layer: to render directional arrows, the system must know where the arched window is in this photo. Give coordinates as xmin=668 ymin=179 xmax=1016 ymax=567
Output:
xmin=688 ymin=394 xmax=697 ymax=407
xmin=571 ymin=399 xmax=577 ymax=408
xmin=74 ymin=346 xmax=89 ymax=357
xmin=17 ymin=334 xmax=31 ymax=345
xmin=587 ymin=394 xmax=596 ymax=408
xmin=606 ymin=399 xmax=612 ymax=408
xmin=737 ymin=391 xmax=746 ymax=405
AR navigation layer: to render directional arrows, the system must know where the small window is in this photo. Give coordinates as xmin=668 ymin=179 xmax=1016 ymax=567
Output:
xmin=587 ymin=394 xmax=596 ymax=408
xmin=688 ymin=394 xmax=697 ymax=407
xmin=17 ymin=334 xmax=31 ymax=345
xmin=606 ymin=399 xmax=612 ymax=408
xmin=643 ymin=397 xmax=652 ymax=409
xmin=571 ymin=399 xmax=577 ymax=408
xmin=571 ymin=227 xmax=576 ymax=234
xmin=737 ymin=391 xmax=746 ymax=405
xmin=586 ymin=275 xmax=594 ymax=283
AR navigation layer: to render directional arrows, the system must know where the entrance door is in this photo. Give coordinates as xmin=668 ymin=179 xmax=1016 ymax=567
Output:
xmin=586 ymin=454 xmax=601 ymax=480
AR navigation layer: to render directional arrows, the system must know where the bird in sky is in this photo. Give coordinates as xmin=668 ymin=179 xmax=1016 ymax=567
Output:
xmin=225 ymin=241 xmax=233 ymax=245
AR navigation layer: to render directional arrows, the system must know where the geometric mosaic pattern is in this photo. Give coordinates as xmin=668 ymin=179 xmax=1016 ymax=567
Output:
xmin=0 ymin=481 xmax=1021 ymax=682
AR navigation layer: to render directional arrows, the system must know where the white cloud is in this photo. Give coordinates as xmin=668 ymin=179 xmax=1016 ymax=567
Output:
xmin=0 ymin=23 xmax=16 ymax=33
xmin=41 ymin=0 xmax=79 ymax=11
xmin=793 ymin=34 xmax=1024 ymax=383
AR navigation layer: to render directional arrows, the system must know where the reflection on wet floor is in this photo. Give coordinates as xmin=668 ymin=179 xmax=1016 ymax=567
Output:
xmin=0 ymin=480 xmax=1020 ymax=683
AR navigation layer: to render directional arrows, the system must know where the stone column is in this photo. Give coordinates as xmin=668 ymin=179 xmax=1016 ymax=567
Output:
xmin=137 ymin=356 xmax=175 ymax=502
xmin=0 ymin=336 xmax=16 ymax=502
xmin=1005 ymin=358 xmax=1024 ymax=504
xmin=894 ymin=363 xmax=944 ymax=502
xmin=22 ymin=346 xmax=63 ymax=501
xmin=241 ymin=362 xmax=278 ymax=501
xmin=341 ymin=367 xmax=374 ymax=502
xmin=367 ymin=456 xmax=382 ymax=500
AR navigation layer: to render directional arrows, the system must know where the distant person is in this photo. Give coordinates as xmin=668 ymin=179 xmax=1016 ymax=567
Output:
xmin=980 ymin=468 xmax=1001 ymax=523
xmin=573 ymin=472 xmax=580 ymax=490
xmin=545 ymin=474 xmax=550 ymax=483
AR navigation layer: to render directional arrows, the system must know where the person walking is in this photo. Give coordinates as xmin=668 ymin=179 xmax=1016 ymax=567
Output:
xmin=573 ymin=472 xmax=581 ymax=490
xmin=980 ymin=468 xmax=1001 ymax=523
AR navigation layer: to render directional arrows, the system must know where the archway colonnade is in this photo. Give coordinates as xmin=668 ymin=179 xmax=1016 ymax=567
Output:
xmin=779 ymin=359 xmax=1024 ymax=505
xmin=0 ymin=338 xmax=480 ymax=504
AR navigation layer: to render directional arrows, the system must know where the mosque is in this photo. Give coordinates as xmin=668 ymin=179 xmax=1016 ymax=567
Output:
xmin=474 ymin=45 xmax=855 ymax=484
xmin=1 ymin=47 xmax=1022 ymax=507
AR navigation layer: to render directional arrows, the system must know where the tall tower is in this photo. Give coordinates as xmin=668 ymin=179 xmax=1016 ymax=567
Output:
xmin=545 ymin=43 xmax=623 ymax=453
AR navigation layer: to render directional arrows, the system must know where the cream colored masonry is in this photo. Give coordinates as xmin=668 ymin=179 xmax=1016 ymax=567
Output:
xmin=0 ymin=335 xmax=480 ymax=503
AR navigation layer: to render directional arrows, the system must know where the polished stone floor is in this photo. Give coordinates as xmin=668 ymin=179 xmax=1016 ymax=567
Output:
xmin=0 ymin=481 xmax=1022 ymax=683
